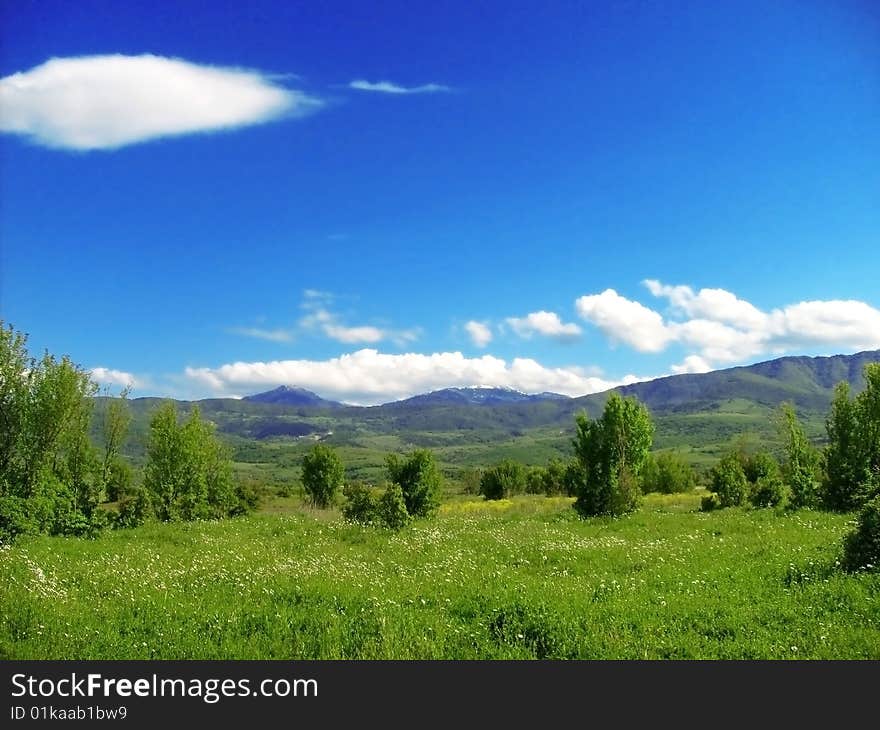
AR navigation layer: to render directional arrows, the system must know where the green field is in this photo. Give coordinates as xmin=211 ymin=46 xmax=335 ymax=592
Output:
xmin=2 ymin=493 xmax=877 ymax=659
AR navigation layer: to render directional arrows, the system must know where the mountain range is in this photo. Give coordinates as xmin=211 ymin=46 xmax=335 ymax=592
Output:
xmin=121 ymin=349 xmax=880 ymax=476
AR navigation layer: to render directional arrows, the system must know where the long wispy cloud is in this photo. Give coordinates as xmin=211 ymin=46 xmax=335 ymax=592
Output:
xmin=0 ymin=54 xmax=323 ymax=150
xmin=228 ymin=327 xmax=295 ymax=343
xmin=575 ymin=280 xmax=880 ymax=372
xmin=299 ymin=292 xmax=420 ymax=346
xmin=185 ymin=349 xmax=642 ymax=405
xmin=348 ymin=79 xmax=451 ymax=95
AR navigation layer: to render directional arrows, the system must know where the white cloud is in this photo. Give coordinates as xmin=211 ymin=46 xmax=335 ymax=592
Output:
xmin=506 ymin=311 xmax=582 ymax=342
xmin=299 ymin=303 xmax=421 ymax=346
xmin=184 ymin=349 xmax=642 ymax=405
xmin=575 ymin=289 xmax=673 ymax=352
xmin=465 ymin=321 xmax=493 ymax=348
xmin=670 ymin=355 xmax=713 ymax=375
xmin=0 ymin=54 xmax=322 ymax=150
xmin=577 ymin=280 xmax=880 ymax=371
xmin=348 ymin=79 xmax=451 ymax=95
xmin=90 ymin=367 xmax=138 ymax=389
xmin=323 ymin=323 xmax=385 ymax=344
xmin=767 ymin=299 xmax=880 ymax=352
xmin=644 ymin=279 xmax=767 ymax=329
xmin=228 ymin=327 xmax=294 ymax=343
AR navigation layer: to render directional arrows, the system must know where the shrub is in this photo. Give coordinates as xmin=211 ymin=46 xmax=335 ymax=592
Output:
xmin=301 ymin=443 xmax=345 ymax=508
xmin=115 ymin=486 xmax=154 ymax=529
xmin=543 ymin=458 xmax=567 ymax=496
xmin=232 ymin=481 xmax=260 ymax=516
xmin=104 ymin=458 xmax=133 ymax=503
xmin=525 ymin=466 xmax=546 ymax=495
xmin=480 ymin=460 xmax=527 ymax=500
xmin=341 ymin=482 xmax=380 ymax=525
xmin=701 ymin=493 xmax=721 ymax=512
xmin=0 ymin=495 xmax=35 ymax=542
xmin=750 ymin=474 xmax=788 ymax=508
xmin=385 ymin=449 xmax=443 ymax=518
xmin=842 ymin=495 xmax=880 ymax=572
xmin=743 ymin=451 xmax=788 ymax=508
xmin=780 ymin=403 xmax=821 ymax=509
xmin=377 ymin=483 xmax=410 ymax=531
xmin=562 ymin=459 xmax=585 ymax=497
xmin=572 ymin=393 xmax=653 ymax=518
xmin=143 ymin=402 xmax=239 ymax=521
xmin=459 ymin=467 xmax=483 ymax=495
xmin=641 ymin=451 xmax=697 ymax=494
xmin=709 ymin=452 xmax=749 ymax=508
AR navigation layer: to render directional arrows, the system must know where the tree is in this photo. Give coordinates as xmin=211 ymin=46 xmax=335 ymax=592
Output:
xmin=98 ymin=387 xmax=132 ymax=501
xmin=572 ymin=393 xmax=654 ymax=517
xmin=479 ymin=459 xmax=527 ymax=500
xmin=0 ymin=322 xmax=101 ymax=539
xmin=143 ymin=402 xmax=239 ymax=521
xmin=744 ymin=451 xmax=787 ymax=508
xmin=301 ymin=443 xmax=345 ymax=508
xmin=780 ymin=403 xmax=820 ymax=509
xmin=842 ymin=495 xmax=880 ymax=572
xmin=709 ymin=451 xmax=749 ymax=508
xmin=641 ymin=451 xmax=697 ymax=494
xmin=542 ymin=457 xmax=567 ymax=496
xmin=525 ymin=466 xmax=546 ymax=495
xmin=823 ymin=365 xmax=880 ymax=511
xmin=385 ymin=449 xmax=443 ymax=517
xmin=377 ymin=483 xmax=410 ymax=530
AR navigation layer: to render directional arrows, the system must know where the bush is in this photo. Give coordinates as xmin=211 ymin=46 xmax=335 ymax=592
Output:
xmin=301 ymin=443 xmax=345 ymax=508
xmin=750 ymin=474 xmax=788 ymax=508
xmin=0 ymin=495 xmax=35 ymax=542
xmin=377 ymin=483 xmax=410 ymax=531
xmin=741 ymin=451 xmax=789 ymax=508
xmin=701 ymin=493 xmax=721 ymax=512
xmin=543 ymin=458 xmax=567 ymax=496
xmin=480 ymin=460 xmax=527 ymax=500
xmin=341 ymin=482 xmax=380 ymax=525
xmin=232 ymin=481 xmax=260 ymax=516
xmin=115 ymin=486 xmax=154 ymax=529
xmin=641 ymin=452 xmax=697 ymax=494
xmin=709 ymin=452 xmax=749 ymax=508
xmin=459 ymin=467 xmax=483 ymax=495
xmin=385 ymin=450 xmax=443 ymax=518
xmin=525 ymin=466 xmax=546 ymax=495
xmin=562 ymin=460 xmax=584 ymax=497
xmin=104 ymin=458 xmax=133 ymax=503
xmin=572 ymin=393 xmax=653 ymax=518
xmin=842 ymin=495 xmax=880 ymax=572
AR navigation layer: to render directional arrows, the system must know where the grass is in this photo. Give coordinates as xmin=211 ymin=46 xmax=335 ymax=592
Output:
xmin=1 ymin=494 xmax=877 ymax=659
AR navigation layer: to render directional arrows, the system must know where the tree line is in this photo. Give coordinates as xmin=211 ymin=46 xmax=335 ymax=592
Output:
xmin=0 ymin=322 xmax=254 ymax=541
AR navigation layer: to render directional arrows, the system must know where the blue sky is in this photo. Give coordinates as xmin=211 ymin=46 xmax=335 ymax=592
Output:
xmin=1 ymin=0 xmax=878 ymax=404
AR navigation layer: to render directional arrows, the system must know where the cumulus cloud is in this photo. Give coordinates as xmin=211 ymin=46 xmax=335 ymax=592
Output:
xmin=349 ymin=79 xmax=451 ymax=94
xmin=644 ymin=279 xmax=768 ymax=329
xmin=90 ymin=367 xmax=138 ymax=389
xmin=575 ymin=289 xmax=673 ymax=352
xmin=669 ymin=355 xmax=713 ymax=375
xmin=184 ymin=349 xmax=642 ymax=405
xmin=575 ymin=280 xmax=880 ymax=370
xmin=0 ymin=54 xmax=322 ymax=150
xmin=506 ymin=311 xmax=582 ymax=342
xmin=465 ymin=321 xmax=493 ymax=348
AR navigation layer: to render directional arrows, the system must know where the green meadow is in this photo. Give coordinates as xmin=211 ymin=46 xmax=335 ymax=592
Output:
xmin=2 ymin=493 xmax=877 ymax=660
